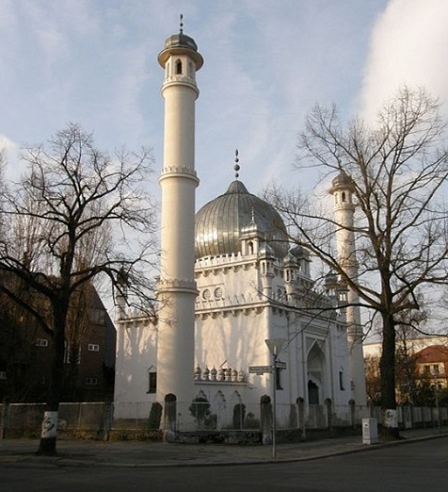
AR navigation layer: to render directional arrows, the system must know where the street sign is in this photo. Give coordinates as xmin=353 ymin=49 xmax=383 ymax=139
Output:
xmin=275 ymin=361 xmax=287 ymax=370
xmin=248 ymin=365 xmax=272 ymax=374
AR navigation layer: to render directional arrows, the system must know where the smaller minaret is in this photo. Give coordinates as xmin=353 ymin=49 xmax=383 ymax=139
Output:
xmin=283 ymin=250 xmax=298 ymax=301
xmin=330 ymin=172 xmax=367 ymax=405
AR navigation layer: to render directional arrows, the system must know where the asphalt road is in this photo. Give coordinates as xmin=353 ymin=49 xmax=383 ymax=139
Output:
xmin=2 ymin=438 xmax=447 ymax=492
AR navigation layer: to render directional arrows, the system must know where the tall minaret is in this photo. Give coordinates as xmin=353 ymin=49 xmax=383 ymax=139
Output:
xmin=156 ymin=21 xmax=203 ymax=405
xmin=330 ymin=172 xmax=367 ymax=405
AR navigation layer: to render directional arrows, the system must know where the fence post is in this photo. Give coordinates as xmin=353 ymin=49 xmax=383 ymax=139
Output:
xmin=163 ymin=393 xmax=177 ymax=442
xmin=100 ymin=402 xmax=113 ymax=441
xmin=1 ymin=398 xmax=10 ymax=439
xmin=296 ymin=397 xmax=306 ymax=441
xmin=260 ymin=395 xmax=272 ymax=445
xmin=349 ymin=399 xmax=356 ymax=429
xmin=325 ymin=398 xmax=333 ymax=433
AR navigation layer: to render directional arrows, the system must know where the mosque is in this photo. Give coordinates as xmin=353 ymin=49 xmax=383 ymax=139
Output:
xmin=113 ymin=26 xmax=367 ymax=433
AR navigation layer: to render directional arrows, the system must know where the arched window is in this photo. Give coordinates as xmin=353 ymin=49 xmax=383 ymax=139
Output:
xmin=339 ymin=369 xmax=345 ymax=391
xmin=248 ymin=241 xmax=254 ymax=254
xmin=342 ymin=192 xmax=346 ymax=202
xmin=147 ymin=367 xmax=157 ymax=394
xmin=175 ymin=59 xmax=182 ymax=75
xmin=308 ymin=380 xmax=319 ymax=404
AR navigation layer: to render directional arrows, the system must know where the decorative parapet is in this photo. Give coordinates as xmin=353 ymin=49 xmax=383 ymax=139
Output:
xmin=163 ymin=76 xmax=199 ymax=92
xmin=117 ymin=315 xmax=157 ymax=329
xmin=194 ymin=365 xmax=246 ymax=383
xmin=157 ymin=277 xmax=198 ymax=294
xmin=195 ymin=291 xmax=263 ymax=309
xmin=195 ymin=252 xmax=282 ymax=274
xmin=160 ymin=166 xmax=198 ymax=178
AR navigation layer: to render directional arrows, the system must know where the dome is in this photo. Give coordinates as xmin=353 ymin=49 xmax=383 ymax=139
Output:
xmin=195 ymin=180 xmax=289 ymax=259
xmin=158 ymin=31 xmax=204 ymax=69
xmin=164 ymin=32 xmax=199 ymax=52
xmin=330 ymin=171 xmax=353 ymax=193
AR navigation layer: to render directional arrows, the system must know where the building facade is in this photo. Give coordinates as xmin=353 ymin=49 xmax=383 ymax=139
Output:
xmin=0 ymin=281 xmax=116 ymax=403
xmin=113 ymin=27 xmax=366 ymax=430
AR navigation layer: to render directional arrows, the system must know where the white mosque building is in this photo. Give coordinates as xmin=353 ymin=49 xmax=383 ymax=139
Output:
xmin=113 ymin=26 xmax=367 ymax=433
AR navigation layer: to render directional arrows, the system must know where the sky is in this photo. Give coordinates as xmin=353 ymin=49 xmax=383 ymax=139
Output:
xmin=2 ymin=0 xmax=448 ymax=211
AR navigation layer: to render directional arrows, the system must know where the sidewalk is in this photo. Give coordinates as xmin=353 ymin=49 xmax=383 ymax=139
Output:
xmin=0 ymin=427 xmax=446 ymax=468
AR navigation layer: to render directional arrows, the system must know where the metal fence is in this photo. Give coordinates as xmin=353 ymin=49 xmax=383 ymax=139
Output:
xmin=1 ymin=402 xmax=112 ymax=438
xmin=1 ymin=401 xmax=447 ymax=438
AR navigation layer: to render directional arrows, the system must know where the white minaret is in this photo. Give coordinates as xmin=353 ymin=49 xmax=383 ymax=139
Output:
xmin=156 ymin=24 xmax=203 ymax=405
xmin=330 ymin=172 xmax=367 ymax=405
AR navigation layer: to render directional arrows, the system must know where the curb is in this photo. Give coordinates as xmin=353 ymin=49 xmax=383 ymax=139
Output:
xmin=1 ymin=433 xmax=446 ymax=469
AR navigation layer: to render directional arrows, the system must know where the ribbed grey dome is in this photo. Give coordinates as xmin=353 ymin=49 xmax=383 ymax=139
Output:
xmin=195 ymin=180 xmax=289 ymax=259
xmin=158 ymin=31 xmax=204 ymax=69
xmin=330 ymin=171 xmax=353 ymax=192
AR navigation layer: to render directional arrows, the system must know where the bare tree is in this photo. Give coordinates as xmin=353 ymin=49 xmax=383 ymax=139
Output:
xmin=267 ymin=87 xmax=448 ymax=437
xmin=0 ymin=124 xmax=158 ymax=455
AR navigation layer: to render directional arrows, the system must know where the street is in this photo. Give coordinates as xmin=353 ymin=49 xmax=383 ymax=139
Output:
xmin=1 ymin=438 xmax=447 ymax=492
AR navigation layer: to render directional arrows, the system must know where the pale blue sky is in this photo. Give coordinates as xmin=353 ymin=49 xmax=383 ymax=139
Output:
xmin=1 ymin=0 xmax=448 ymax=209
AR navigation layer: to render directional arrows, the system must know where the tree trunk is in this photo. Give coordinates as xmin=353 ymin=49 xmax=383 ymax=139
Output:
xmin=379 ymin=311 xmax=400 ymax=439
xmin=37 ymin=297 xmax=68 ymax=455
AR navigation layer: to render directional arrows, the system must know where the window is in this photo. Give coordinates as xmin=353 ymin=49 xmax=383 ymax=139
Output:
xmin=85 ymin=377 xmax=98 ymax=386
xmin=214 ymin=287 xmax=223 ymax=299
xmin=339 ymin=371 xmax=345 ymax=391
xmin=0 ymin=371 xmax=6 ymax=380
xmin=36 ymin=338 xmax=48 ymax=347
xmin=90 ymin=309 xmax=105 ymax=325
xmin=175 ymin=59 xmax=182 ymax=75
xmin=432 ymin=365 xmax=440 ymax=375
xmin=88 ymin=344 xmax=100 ymax=352
xmin=148 ymin=371 xmax=157 ymax=394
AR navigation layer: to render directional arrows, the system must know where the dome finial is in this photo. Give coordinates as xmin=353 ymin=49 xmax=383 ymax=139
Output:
xmin=179 ymin=13 xmax=184 ymax=34
xmin=234 ymin=149 xmax=240 ymax=179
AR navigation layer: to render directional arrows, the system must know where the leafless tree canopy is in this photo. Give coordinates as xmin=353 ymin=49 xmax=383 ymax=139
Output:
xmin=270 ymin=87 xmax=448 ymax=322
xmin=266 ymin=87 xmax=448 ymax=428
xmin=0 ymin=124 xmax=158 ymax=320
xmin=0 ymin=124 xmax=159 ymax=454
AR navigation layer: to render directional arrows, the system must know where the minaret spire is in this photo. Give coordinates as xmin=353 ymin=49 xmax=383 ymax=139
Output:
xmin=234 ymin=149 xmax=240 ymax=179
xmin=156 ymin=28 xmax=204 ymax=413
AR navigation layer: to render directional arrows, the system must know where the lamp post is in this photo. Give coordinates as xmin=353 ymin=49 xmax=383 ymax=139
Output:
xmin=265 ymin=338 xmax=286 ymax=459
xmin=431 ymin=369 xmax=442 ymax=434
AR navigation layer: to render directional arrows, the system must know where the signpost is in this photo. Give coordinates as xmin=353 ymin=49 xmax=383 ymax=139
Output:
xmin=248 ymin=362 xmax=286 ymax=374
xmin=264 ymin=339 xmax=287 ymax=459
xmin=249 ymin=365 xmax=273 ymax=375
xmin=249 ymin=350 xmax=287 ymax=459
